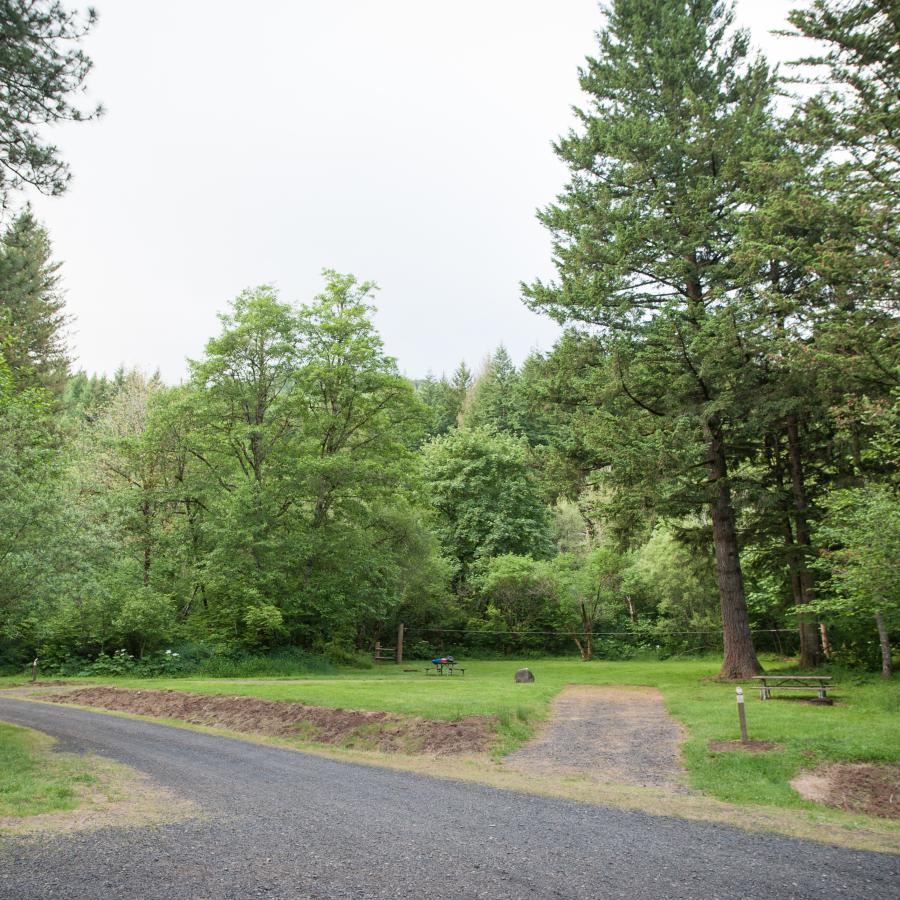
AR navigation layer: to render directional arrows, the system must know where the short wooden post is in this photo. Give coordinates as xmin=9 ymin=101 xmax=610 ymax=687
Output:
xmin=374 ymin=641 xmax=381 ymax=662
xmin=395 ymin=623 xmax=404 ymax=664
xmin=31 ymin=658 xmax=39 ymax=683
xmin=736 ymin=686 xmax=748 ymax=743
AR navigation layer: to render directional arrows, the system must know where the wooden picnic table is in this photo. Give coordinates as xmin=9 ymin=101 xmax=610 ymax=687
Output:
xmin=753 ymin=675 xmax=832 ymax=700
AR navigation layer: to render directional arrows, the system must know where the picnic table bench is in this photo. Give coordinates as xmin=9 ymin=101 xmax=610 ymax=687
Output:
xmin=753 ymin=675 xmax=832 ymax=700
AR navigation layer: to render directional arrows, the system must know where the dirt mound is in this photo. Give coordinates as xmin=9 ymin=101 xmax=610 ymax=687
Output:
xmin=792 ymin=763 xmax=900 ymax=820
xmin=42 ymin=687 xmax=491 ymax=756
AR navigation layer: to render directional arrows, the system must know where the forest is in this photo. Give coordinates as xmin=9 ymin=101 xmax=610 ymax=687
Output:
xmin=0 ymin=0 xmax=896 ymax=681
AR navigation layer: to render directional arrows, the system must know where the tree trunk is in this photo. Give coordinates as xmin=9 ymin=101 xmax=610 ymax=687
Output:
xmin=580 ymin=601 xmax=593 ymax=661
xmin=707 ymin=421 xmax=761 ymax=678
xmin=141 ymin=499 xmax=151 ymax=587
xmin=819 ymin=623 xmax=832 ymax=660
xmin=786 ymin=415 xmax=820 ymax=667
xmin=875 ymin=611 xmax=892 ymax=678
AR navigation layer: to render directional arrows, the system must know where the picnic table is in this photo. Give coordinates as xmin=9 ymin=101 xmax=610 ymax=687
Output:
xmin=753 ymin=675 xmax=832 ymax=700
xmin=427 ymin=656 xmax=465 ymax=676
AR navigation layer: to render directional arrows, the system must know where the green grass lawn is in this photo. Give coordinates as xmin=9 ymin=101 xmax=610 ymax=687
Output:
xmin=0 ymin=721 xmax=99 ymax=818
xmin=94 ymin=655 xmax=900 ymax=812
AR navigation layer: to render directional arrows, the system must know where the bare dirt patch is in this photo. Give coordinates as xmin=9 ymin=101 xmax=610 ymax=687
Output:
xmin=41 ymin=686 xmax=491 ymax=756
xmin=505 ymin=685 xmax=690 ymax=791
xmin=708 ymin=739 xmax=784 ymax=753
xmin=792 ymin=763 xmax=900 ymax=820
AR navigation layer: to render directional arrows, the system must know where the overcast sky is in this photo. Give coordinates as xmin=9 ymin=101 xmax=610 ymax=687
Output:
xmin=26 ymin=1 xmax=809 ymax=383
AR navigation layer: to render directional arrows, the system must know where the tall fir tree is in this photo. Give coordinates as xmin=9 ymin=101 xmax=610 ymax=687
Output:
xmin=524 ymin=0 xmax=780 ymax=677
xmin=0 ymin=209 xmax=69 ymax=393
xmin=461 ymin=346 xmax=521 ymax=433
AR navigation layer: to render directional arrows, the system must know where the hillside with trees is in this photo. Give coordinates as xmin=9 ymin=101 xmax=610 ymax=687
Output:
xmin=0 ymin=0 xmax=896 ymax=678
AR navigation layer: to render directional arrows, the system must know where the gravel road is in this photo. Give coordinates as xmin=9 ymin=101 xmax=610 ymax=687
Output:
xmin=506 ymin=685 xmax=688 ymax=790
xmin=0 ymin=698 xmax=896 ymax=899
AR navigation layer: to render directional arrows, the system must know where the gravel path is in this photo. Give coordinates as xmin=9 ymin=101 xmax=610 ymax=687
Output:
xmin=506 ymin=685 xmax=688 ymax=790
xmin=0 ymin=698 xmax=897 ymax=899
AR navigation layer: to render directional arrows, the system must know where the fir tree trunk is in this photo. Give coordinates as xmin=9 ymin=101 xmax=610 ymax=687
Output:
xmin=875 ymin=611 xmax=892 ymax=678
xmin=786 ymin=415 xmax=820 ymax=667
xmin=707 ymin=421 xmax=761 ymax=678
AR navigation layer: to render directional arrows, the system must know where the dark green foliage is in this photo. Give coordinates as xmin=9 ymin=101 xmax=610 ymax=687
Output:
xmin=0 ymin=2 xmax=894 ymax=677
xmin=0 ymin=210 xmax=68 ymax=392
xmin=421 ymin=426 xmax=553 ymax=587
xmin=0 ymin=0 xmax=100 ymax=204
xmin=416 ymin=371 xmax=462 ymax=437
xmin=524 ymin=0 xmax=778 ymax=676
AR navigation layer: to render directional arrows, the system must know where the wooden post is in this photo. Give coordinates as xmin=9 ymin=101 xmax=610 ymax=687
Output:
xmin=31 ymin=658 xmax=39 ymax=683
xmin=396 ymin=623 xmax=404 ymax=665
xmin=374 ymin=641 xmax=381 ymax=662
xmin=736 ymin=686 xmax=748 ymax=743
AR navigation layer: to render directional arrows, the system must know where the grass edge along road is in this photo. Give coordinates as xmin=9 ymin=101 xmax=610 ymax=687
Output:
xmin=3 ymin=655 xmax=899 ymax=852
xmin=0 ymin=719 xmax=196 ymax=835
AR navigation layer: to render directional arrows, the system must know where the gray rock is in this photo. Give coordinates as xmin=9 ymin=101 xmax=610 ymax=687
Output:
xmin=515 ymin=667 xmax=535 ymax=683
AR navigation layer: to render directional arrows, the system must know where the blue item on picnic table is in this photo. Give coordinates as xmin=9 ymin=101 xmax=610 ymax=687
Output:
xmin=432 ymin=656 xmax=454 ymax=666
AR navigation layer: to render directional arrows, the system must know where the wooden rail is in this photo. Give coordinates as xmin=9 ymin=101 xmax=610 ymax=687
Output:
xmin=373 ymin=624 xmax=404 ymax=664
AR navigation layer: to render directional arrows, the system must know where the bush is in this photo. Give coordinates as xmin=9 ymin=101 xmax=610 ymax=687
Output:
xmin=74 ymin=649 xmax=137 ymax=676
xmin=193 ymin=646 xmax=336 ymax=677
xmin=39 ymin=644 xmax=336 ymax=678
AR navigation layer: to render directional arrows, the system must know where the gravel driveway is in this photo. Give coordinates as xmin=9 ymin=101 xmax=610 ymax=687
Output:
xmin=506 ymin=685 xmax=689 ymax=790
xmin=0 ymin=698 xmax=897 ymax=899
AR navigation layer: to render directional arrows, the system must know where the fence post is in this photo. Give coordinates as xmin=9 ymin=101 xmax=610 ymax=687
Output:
xmin=31 ymin=658 xmax=39 ymax=683
xmin=396 ymin=623 xmax=404 ymax=665
xmin=736 ymin=686 xmax=748 ymax=743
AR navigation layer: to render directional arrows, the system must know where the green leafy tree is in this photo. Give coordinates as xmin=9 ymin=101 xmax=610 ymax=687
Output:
xmin=550 ymin=547 xmax=628 ymax=660
xmin=815 ymin=484 xmax=898 ymax=677
xmin=421 ymin=425 xmax=552 ymax=588
xmin=173 ymin=274 xmax=436 ymax=649
xmin=0 ymin=351 xmax=60 ymax=658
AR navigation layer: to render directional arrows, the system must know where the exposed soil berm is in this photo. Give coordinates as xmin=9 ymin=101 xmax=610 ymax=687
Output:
xmin=42 ymin=687 xmax=491 ymax=756
xmin=792 ymin=763 xmax=900 ymax=820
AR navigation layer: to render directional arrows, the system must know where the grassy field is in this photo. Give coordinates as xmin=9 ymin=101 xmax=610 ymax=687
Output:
xmin=68 ymin=655 xmax=900 ymax=811
xmin=3 ymin=655 xmax=898 ymax=841
xmin=0 ymin=721 xmax=99 ymax=818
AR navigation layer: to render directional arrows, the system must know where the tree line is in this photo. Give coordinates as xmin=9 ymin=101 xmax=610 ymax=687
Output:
xmin=0 ymin=0 xmax=896 ymax=677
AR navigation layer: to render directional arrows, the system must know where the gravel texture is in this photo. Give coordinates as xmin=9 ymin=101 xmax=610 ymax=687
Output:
xmin=0 ymin=698 xmax=897 ymax=899
xmin=507 ymin=685 xmax=689 ymax=790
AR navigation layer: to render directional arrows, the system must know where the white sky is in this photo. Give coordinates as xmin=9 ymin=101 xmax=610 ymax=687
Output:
xmin=26 ymin=1 xmax=809 ymax=383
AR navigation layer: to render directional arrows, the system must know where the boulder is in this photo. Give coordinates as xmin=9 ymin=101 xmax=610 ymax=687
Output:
xmin=514 ymin=668 xmax=535 ymax=683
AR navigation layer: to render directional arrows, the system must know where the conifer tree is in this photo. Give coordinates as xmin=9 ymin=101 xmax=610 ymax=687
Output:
xmin=525 ymin=0 xmax=777 ymax=677
xmin=462 ymin=346 xmax=521 ymax=433
xmin=0 ymin=0 xmax=100 ymax=205
xmin=0 ymin=209 xmax=68 ymax=393
xmin=449 ymin=360 xmax=473 ymax=425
